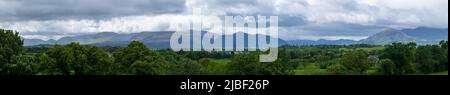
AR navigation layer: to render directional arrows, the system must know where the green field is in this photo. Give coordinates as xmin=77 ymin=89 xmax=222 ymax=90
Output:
xmin=358 ymin=46 xmax=385 ymax=51
xmin=294 ymin=69 xmax=329 ymax=75
xmin=429 ymin=71 xmax=448 ymax=75
xmin=205 ymin=59 xmax=231 ymax=75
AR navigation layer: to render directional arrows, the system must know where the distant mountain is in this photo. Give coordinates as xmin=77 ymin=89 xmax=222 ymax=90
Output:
xmin=24 ymin=31 xmax=175 ymax=48
xmin=93 ymin=32 xmax=174 ymax=49
xmin=57 ymin=32 xmax=132 ymax=44
xmin=24 ymin=31 xmax=285 ymax=49
xmin=224 ymin=32 xmax=287 ymax=49
xmin=24 ymin=39 xmax=56 ymax=46
xmin=401 ymin=27 xmax=448 ymax=42
xmin=286 ymin=39 xmax=356 ymax=46
xmin=358 ymin=29 xmax=416 ymax=45
xmin=358 ymin=27 xmax=448 ymax=45
xmin=23 ymin=27 xmax=448 ymax=47
xmin=284 ymin=27 xmax=447 ymax=46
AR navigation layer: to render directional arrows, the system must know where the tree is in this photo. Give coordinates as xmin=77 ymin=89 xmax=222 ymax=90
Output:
xmin=7 ymin=55 xmax=37 ymax=75
xmin=263 ymin=50 xmax=293 ymax=75
xmin=440 ymin=41 xmax=448 ymax=71
xmin=377 ymin=59 xmax=395 ymax=75
xmin=46 ymin=45 xmax=73 ymax=75
xmin=380 ymin=43 xmax=416 ymax=75
xmin=158 ymin=49 xmax=206 ymax=75
xmin=327 ymin=63 xmax=347 ymax=75
xmin=415 ymin=42 xmax=448 ymax=74
xmin=415 ymin=45 xmax=439 ymax=74
xmin=114 ymin=41 xmax=157 ymax=66
xmin=35 ymin=53 xmax=56 ymax=75
xmin=198 ymin=58 xmax=223 ymax=75
xmin=227 ymin=53 xmax=260 ymax=75
xmin=0 ymin=29 xmax=24 ymax=74
xmin=130 ymin=57 xmax=168 ymax=75
xmin=45 ymin=43 xmax=112 ymax=75
xmin=113 ymin=41 xmax=169 ymax=75
xmin=338 ymin=50 xmax=371 ymax=74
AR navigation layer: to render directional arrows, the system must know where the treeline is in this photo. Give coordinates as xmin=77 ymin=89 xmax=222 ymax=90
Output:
xmin=279 ymin=41 xmax=448 ymax=75
xmin=1 ymin=29 xmax=290 ymax=75
xmin=1 ymin=29 xmax=448 ymax=75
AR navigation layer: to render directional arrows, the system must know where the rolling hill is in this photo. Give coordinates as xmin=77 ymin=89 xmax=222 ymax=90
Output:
xmin=23 ymin=27 xmax=448 ymax=47
xmin=357 ymin=29 xmax=416 ymax=45
xmin=358 ymin=27 xmax=448 ymax=45
xmin=24 ymin=31 xmax=286 ymax=49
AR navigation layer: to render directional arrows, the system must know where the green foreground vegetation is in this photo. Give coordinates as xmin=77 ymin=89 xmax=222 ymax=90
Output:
xmin=429 ymin=71 xmax=448 ymax=75
xmin=1 ymin=29 xmax=448 ymax=75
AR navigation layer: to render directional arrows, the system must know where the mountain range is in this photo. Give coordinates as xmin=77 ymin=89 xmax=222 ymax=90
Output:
xmin=24 ymin=27 xmax=448 ymax=47
xmin=357 ymin=27 xmax=448 ymax=45
xmin=287 ymin=27 xmax=448 ymax=45
xmin=24 ymin=31 xmax=286 ymax=49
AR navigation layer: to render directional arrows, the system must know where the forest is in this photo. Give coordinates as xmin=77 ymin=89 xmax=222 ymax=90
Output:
xmin=1 ymin=29 xmax=448 ymax=75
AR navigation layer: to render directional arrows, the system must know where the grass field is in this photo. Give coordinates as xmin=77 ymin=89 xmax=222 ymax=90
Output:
xmin=338 ymin=46 xmax=385 ymax=52
xmin=429 ymin=71 xmax=448 ymax=75
xmin=294 ymin=69 xmax=330 ymax=75
xmin=206 ymin=59 xmax=231 ymax=75
xmin=210 ymin=59 xmax=231 ymax=64
xmin=358 ymin=46 xmax=385 ymax=51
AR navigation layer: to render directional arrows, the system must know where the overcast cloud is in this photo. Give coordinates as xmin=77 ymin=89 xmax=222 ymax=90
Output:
xmin=0 ymin=0 xmax=448 ymax=40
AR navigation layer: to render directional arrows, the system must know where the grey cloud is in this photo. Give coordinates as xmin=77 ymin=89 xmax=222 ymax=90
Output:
xmin=0 ymin=0 xmax=185 ymax=21
xmin=0 ymin=0 xmax=447 ymax=41
xmin=279 ymin=22 xmax=387 ymax=40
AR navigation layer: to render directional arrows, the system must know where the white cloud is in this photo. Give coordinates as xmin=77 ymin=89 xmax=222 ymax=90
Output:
xmin=0 ymin=0 xmax=447 ymax=40
xmin=0 ymin=15 xmax=194 ymax=39
xmin=270 ymin=0 xmax=448 ymax=28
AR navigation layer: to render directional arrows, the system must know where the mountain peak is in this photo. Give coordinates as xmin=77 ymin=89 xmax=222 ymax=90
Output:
xmin=358 ymin=29 xmax=415 ymax=45
xmin=357 ymin=27 xmax=448 ymax=45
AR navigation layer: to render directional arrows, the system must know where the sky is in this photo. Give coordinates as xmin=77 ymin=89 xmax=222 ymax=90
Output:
xmin=0 ymin=0 xmax=448 ymax=41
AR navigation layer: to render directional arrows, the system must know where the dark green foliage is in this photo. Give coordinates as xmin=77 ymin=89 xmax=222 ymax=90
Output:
xmin=377 ymin=42 xmax=448 ymax=75
xmin=415 ymin=45 xmax=438 ymax=74
xmin=377 ymin=59 xmax=395 ymax=75
xmin=440 ymin=41 xmax=448 ymax=71
xmin=43 ymin=43 xmax=113 ymax=75
xmin=380 ymin=43 xmax=416 ymax=75
xmin=326 ymin=50 xmax=371 ymax=75
xmin=227 ymin=53 xmax=292 ymax=75
xmin=158 ymin=49 xmax=206 ymax=75
xmin=341 ymin=50 xmax=371 ymax=74
xmin=8 ymin=55 xmax=37 ymax=75
xmin=1 ymin=29 xmax=448 ymax=75
xmin=0 ymin=29 xmax=24 ymax=74
xmin=326 ymin=63 xmax=347 ymax=75
xmin=113 ymin=41 xmax=169 ymax=75
xmin=415 ymin=43 xmax=448 ymax=74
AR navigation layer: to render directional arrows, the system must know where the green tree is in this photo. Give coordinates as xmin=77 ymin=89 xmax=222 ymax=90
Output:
xmin=381 ymin=43 xmax=416 ymax=75
xmin=415 ymin=45 xmax=438 ymax=74
xmin=327 ymin=63 xmax=347 ymax=75
xmin=338 ymin=50 xmax=371 ymax=74
xmin=113 ymin=41 xmax=169 ymax=75
xmin=440 ymin=41 xmax=448 ymax=71
xmin=45 ymin=43 xmax=112 ymax=75
xmin=0 ymin=29 xmax=24 ymax=74
xmin=227 ymin=53 xmax=260 ymax=75
xmin=377 ymin=59 xmax=395 ymax=75
xmin=158 ymin=49 xmax=206 ymax=75
xmin=35 ymin=53 xmax=57 ymax=75
xmin=130 ymin=57 xmax=168 ymax=75
xmin=7 ymin=55 xmax=37 ymax=75
xmin=198 ymin=58 xmax=223 ymax=75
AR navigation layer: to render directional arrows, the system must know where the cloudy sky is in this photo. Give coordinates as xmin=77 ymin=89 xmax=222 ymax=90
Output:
xmin=0 ymin=0 xmax=448 ymax=40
